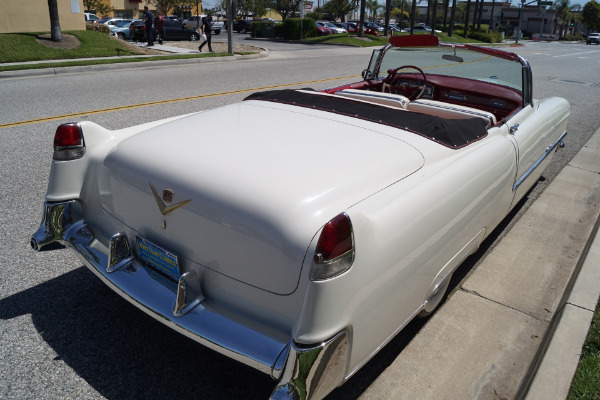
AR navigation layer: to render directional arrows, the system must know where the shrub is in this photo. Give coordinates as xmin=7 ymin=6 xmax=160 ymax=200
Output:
xmin=467 ymin=30 xmax=502 ymax=43
xmin=281 ymin=18 xmax=316 ymax=39
xmin=86 ymin=22 xmax=110 ymax=34
xmin=564 ymin=33 xmax=584 ymax=41
xmin=251 ymin=21 xmax=277 ymax=38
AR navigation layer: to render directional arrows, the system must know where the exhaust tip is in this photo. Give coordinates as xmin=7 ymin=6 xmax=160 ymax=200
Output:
xmin=30 ymin=237 xmax=40 ymax=251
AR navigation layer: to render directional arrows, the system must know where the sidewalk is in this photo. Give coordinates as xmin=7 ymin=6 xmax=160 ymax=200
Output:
xmin=357 ymin=126 xmax=600 ymax=399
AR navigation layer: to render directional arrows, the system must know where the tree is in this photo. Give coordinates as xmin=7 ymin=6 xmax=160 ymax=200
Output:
xmin=447 ymin=0 xmax=456 ymax=35
xmin=274 ymin=0 xmax=302 ymax=20
xmin=391 ymin=7 xmax=409 ymax=23
xmin=144 ymin=0 xmax=179 ymax=15
xmin=463 ymin=0 xmax=471 ymax=36
xmin=48 ymin=0 xmax=62 ymax=42
xmin=324 ymin=0 xmax=358 ymax=22
xmin=237 ymin=0 xmax=269 ymax=18
xmin=366 ymin=0 xmax=380 ymax=20
xmin=442 ymin=0 xmax=449 ymax=31
xmin=553 ymin=0 xmax=571 ymax=38
xmin=582 ymin=0 xmax=600 ymax=32
xmin=83 ymin=0 xmax=115 ymax=16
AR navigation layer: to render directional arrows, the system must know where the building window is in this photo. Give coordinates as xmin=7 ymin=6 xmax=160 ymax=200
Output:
xmin=114 ymin=10 xmax=133 ymax=18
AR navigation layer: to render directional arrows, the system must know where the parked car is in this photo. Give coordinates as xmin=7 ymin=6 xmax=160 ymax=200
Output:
xmin=586 ymin=32 xmax=600 ymax=44
xmin=104 ymin=18 xmax=130 ymax=28
xmin=109 ymin=20 xmax=135 ymax=40
xmin=349 ymin=20 xmax=384 ymax=32
xmin=84 ymin=13 xmax=99 ymax=22
xmin=344 ymin=21 xmax=378 ymax=35
xmin=232 ymin=19 xmax=253 ymax=33
xmin=317 ymin=20 xmax=347 ymax=34
xmin=94 ymin=17 xmax=114 ymax=25
xmin=31 ymin=34 xmax=569 ymax=400
xmin=403 ymin=23 xmax=442 ymax=33
xmin=315 ymin=23 xmax=333 ymax=36
xmin=130 ymin=19 xmax=200 ymax=42
xmin=182 ymin=15 xmax=223 ymax=34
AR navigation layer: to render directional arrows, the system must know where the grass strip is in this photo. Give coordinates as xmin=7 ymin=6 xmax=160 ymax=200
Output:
xmin=568 ymin=300 xmax=600 ymax=399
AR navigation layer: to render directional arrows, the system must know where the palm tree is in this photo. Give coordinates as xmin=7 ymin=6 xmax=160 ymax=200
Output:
xmin=48 ymin=0 xmax=62 ymax=42
xmin=463 ymin=0 xmax=471 ymax=37
xmin=448 ymin=0 xmax=456 ymax=35
xmin=553 ymin=0 xmax=571 ymax=38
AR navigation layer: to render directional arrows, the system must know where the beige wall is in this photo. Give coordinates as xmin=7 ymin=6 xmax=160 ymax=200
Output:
xmin=99 ymin=0 xmax=145 ymax=19
xmin=1 ymin=0 xmax=85 ymax=33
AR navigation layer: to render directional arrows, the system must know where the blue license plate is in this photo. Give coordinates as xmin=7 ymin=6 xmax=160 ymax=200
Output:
xmin=136 ymin=236 xmax=179 ymax=281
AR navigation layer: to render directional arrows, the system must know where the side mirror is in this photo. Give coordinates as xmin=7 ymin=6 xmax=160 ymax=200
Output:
xmin=361 ymin=69 xmax=373 ymax=80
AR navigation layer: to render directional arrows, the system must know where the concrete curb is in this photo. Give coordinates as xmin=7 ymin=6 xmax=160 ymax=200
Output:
xmin=356 ymin=125 xmax=600 ymax=399
xmin=523 ymin=129 xmax=600 ymax=399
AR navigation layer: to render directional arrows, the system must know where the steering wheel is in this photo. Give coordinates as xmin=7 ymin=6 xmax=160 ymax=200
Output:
xmin=383 ymin=65 xmax=427 ymax=100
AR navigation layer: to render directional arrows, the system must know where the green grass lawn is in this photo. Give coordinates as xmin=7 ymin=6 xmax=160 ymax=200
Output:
xmin=0 ymin=30 xmax=147 ymax=63
xmin=568 ymin=301 xmax=600 ymax=399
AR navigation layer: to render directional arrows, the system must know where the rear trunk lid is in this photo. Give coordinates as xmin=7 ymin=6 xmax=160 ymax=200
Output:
xmin=99 ymin=101 xmax=424 ymax=294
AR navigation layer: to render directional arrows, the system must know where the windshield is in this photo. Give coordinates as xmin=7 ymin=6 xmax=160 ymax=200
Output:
xmin=369 ymin=45 xmax=524 ymax=93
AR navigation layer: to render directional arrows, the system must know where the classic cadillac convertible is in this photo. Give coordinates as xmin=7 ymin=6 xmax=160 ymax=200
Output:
xmin=31 ymin=35 xmax=569 ymax=399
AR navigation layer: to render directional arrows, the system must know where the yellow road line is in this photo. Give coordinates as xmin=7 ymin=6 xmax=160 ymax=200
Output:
xmin=1 ymin=75 xmax=360 ymax=129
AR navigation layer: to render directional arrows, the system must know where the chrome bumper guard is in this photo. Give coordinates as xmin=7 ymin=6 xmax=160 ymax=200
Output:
xmin=32 ymin=200 xmax=349 ymax=400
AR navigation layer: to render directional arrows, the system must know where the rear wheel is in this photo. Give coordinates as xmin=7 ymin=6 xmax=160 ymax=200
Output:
xmin=191 ymin=32 xmax=199 ymax=41
xmin=117 ymin=32 xmax=125 ymax=40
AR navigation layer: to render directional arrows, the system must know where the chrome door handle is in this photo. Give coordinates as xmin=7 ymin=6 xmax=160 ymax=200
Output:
xmin=510 ymin=124 xmax=520 ymax=134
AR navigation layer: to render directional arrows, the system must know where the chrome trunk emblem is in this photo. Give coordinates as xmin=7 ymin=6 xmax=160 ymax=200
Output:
xmin=149 ymin=182 xmax=191 ymax=216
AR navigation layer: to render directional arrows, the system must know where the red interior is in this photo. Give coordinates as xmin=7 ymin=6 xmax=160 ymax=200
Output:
xmin=323 ymin=73 xmax=522 ymax=124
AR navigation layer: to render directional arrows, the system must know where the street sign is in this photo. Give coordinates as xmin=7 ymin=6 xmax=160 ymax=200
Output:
xmin=304 ymin=1 xmax=313 ymax=11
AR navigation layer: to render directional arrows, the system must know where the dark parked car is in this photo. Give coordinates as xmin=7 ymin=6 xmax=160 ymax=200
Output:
xmin=130 ymin=19 xmax=200 ymax=42
xmin=233 ymin=19 xmax=253 ymax=33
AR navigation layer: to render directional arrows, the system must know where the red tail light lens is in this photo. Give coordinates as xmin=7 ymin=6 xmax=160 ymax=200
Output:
xmin=311 ymin=213 xmax=355 ymax=280
xmin=53 ymin=123 xmax=85 ymax=160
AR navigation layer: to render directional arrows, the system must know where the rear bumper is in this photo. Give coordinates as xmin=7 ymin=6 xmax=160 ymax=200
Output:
xmin=31 ymin=200 xmax=349 ymax=400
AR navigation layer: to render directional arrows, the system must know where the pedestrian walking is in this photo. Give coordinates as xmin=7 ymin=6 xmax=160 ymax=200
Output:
xmin=155 ymin=11 xmax=165 ymax=45
xmin=144 ymin=6 xmax=154 ymax=46
xmin=198 ymin=14 xmax=213 ymax=53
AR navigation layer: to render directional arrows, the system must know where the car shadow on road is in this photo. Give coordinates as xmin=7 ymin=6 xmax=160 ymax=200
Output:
xmin=0 ymin=266 xmax=274 ymax=399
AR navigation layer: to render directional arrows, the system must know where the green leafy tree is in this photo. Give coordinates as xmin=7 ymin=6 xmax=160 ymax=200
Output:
xmin=48 ymin=0 xmax=62 ymax=41
xmin=323 ymin=0 xmax=358 ymax=21
xmin=237 ymin=0 xmax=269 ymax=18
xmin=274 ymin=0 xmax=302 ymax=20
xmin=553 ymin=0 xmax=571 ymax=38
xmin=391 ymin=7 xmax=409 ymax=23
xmin=366 ymin=0 xmax=380 ymax=20
xmin=582 ymin=0 xmax=600 ymax=31
xmin=83 ymin=0 xmax=115 ymax=16
xmin=144 ymin=0 xmax=183 ymax=15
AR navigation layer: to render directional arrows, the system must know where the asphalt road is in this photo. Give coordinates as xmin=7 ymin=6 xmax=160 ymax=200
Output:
xmin=0 ymin=40 xmax=599 ymax=400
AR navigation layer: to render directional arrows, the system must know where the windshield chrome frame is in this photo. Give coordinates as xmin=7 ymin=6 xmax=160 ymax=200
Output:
xmin=367 ymin=41 xmax=532 ymax=108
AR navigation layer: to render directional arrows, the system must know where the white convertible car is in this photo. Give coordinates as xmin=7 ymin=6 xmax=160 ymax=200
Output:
xmin=32 ymin=35 xmax=569 ymax=399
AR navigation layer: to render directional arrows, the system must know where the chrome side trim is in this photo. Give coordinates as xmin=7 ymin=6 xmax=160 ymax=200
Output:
xmin=513 ymin=131 xmax=567 ymax=191
xmin=271 ymin=331 xmax=349 ymax=400
xmin=30 ymin=200 xmax=289 ymax=378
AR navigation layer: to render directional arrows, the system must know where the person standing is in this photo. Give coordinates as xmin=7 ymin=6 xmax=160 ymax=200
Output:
xmin=198 ymin=14 xmax=213 ymax=53
xmin=154 ymin=11 xmax=165 ymax=45
xmin=144 ymin=6 xmax=154 ymax=46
